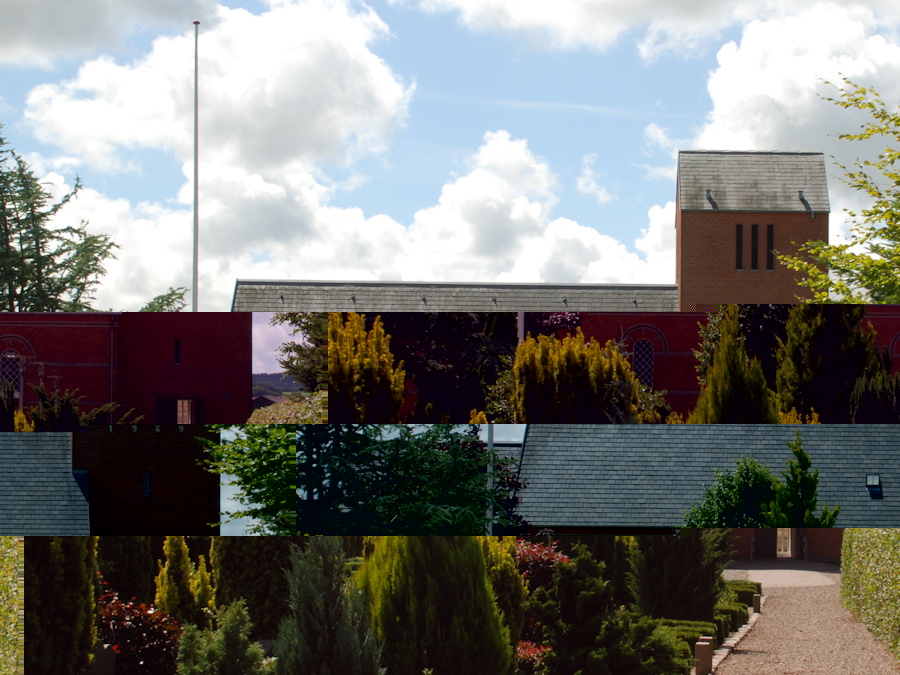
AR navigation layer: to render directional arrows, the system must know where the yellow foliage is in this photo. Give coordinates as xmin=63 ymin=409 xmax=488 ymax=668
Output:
xmin=469 ymin=409 xmax=487 ymax=424
xmin=14 ymin=410 xmax=34 ymax=432
xmin=777 ymin=407 xmax=821 ymax=424
xmin=665 ymin=411 xmax=685 ymax=424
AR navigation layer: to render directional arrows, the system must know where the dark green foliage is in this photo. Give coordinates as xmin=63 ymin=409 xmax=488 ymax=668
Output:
xmin=96 ymin=589 xmax=181 ymax=675
xmin=203 ymin=424 xmax=296 ymax=535
xmin=0 ymin=125 xmax=118 ymax=311
xmin=760 ymin=431 xmax=840 ymax=527
xmin=210 ymin=537 xmax=304 ymax=640
xmin=588 ymin=612 xmax=691 ymax=675
xmin=25 ymin=382 xmax=142 ymax=430
xmin=98 ymin=536 xmax=155 ymax=605
xmin=356 ymin=536 xmax=512 ymax=675
xmin=725 ymin=580 xmax=761 ymax=606
xmin=139 ymin=286 xmax=188 ymax=312
xmin=271 ymin=313 xmax=328 ymax=391
xmin=682 ymin=457 xmax=777 ymax=527
xmin=628 ymin=530 xmax=732 ymax=623
xmin=714 ymin=601 xmax=748 ymax=633
xmin=177 ymin=600 xmax=265 ymax=675
xmin=775 ymin=304 xmax=885 ymax=422
xmin=0 ymin=381 xmax=16 ymax=432
xmin=274 ymin=538 xmax=382 ymax=675
xmin=298 ymin=425 xmax=523 ymax=535
xmin=850 ymin=367 xmax=900 ymax=423
xmin=553 ymin=536 xmax=635 ymax=609
xmin=479 ymin=537 xmax=528 ymax=646
xmin=688 ymin=305 xmax=779 ymax=423
xmin=24 ymin=536 xmax=97 ymax=675
xmin=657 ymin=619 xmax=719 ymax=655
xmin=376 ymin=313 xmax=517 ymax=422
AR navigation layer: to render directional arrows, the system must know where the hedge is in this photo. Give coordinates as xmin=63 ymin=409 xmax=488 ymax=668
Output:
xmin=657 ymin=619 xmax=718 ymax=655
xmin=841 ymin=529 xmax=900 ymax=661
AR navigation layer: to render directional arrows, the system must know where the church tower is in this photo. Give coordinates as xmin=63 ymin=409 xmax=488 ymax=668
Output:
xmin=676 ymin=150 xmax=830 ymax=310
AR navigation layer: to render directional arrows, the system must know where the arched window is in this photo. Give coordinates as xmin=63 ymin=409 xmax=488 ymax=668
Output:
xmin=632 ymin=339 xmax=654 ymax=387
xmin=0 ymin=350 xmax=22 ymax=404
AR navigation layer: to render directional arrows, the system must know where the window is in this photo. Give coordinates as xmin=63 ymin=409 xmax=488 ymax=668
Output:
xmin=0 ymin=351 xmax=21 ymax=404
xmin=142 ymin=471 xmax=150 ymax=497
xmin=174 ymin=339 xmax=181 ymax=366
xmin=735 ymin=224 xmax=743 ymax=270
xmin=767 ymin=224 xmax=774 ymax=271
xmin=632 ymin=339 xmax=654 ymax=387
xmin=177 ymin=399 xmax=195 ymax=424
xmin=751 ymin=224 xmax=759 ymax=270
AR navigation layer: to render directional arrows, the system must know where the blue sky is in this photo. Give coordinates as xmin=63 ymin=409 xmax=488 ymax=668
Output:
xmin=2 ymin=0 xmax=900 ymax=310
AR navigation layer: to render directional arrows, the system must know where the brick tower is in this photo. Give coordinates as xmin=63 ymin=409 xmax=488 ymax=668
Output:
xmin=676 ymin=150 xmax=830 ymax=310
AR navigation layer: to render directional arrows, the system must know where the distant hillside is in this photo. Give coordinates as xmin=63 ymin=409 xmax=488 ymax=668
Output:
xmin=253 ymin=372 xmax=304 ymax=397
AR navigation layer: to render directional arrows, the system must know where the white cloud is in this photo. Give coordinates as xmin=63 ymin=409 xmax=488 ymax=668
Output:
xmin=0 ymin=0 xmax=217 ymax=67
xmin=577 ymin=153 xmax=614 ymax=205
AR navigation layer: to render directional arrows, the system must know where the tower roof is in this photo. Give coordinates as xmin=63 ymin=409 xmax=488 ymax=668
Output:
xmin=678 ymin=150 xmax=830 ymax=213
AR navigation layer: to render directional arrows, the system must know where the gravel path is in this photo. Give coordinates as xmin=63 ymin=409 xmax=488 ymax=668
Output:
xmin=717 ymin=561 xmax=899 ymax=675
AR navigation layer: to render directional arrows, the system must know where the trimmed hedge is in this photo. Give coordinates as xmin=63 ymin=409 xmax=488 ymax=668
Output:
xmin=725 ymin=579 xmax=761 ymax=606
xmin=715 ymin=600 xmax=748 ymax=633
xmin=841 ymin=529 xmax=900 ymax=661
xmin=657 ymin=619 xmax=718 ymax=655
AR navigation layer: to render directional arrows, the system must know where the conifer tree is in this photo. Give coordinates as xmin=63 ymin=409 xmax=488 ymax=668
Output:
xmin=329 ymin=313 xmax=405 ymax=422
xmin=514 ymin=329 xmax=646 ymax=423
xmin=177 ymin=600 xmax=265 ymax=675
xmin=156 ymin=536 xmax=202 ymax=626
xmin=761 ymin=431 xmax=841 ymax=527
xmin=479 ymin=536 xmax=528 ymax=646
xmin=24 ymin=536 xmax=97 ymax=675
xmin=97 ymin=536 xmax=155 ymax=605
xmin=274 ymin=537 xmax=383 ymax=675
xmin=776 ymin=304 xmax=885 ymax=422
xmin=356 ymin=536 xmax=512 ymax=675
xmin=688 ymin=304 xmax=779 ymax=423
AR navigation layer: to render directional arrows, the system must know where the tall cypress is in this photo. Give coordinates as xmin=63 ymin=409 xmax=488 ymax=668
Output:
xmin=356 ymin=536 xmax=512 ymax=675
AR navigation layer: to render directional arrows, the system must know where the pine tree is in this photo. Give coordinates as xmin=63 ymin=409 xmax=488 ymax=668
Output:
xmin=514 ymin=329 xmax=647 ymax=423
xmin=688 ymin=304 xmax=779 ymax=423
xmin=761 ymin=431 xmax=841 ymax=527
xmin=274 ymin=538 xmax=383 ymax=675
xmin=356 ymin=536 xmax=512 ymax=675
xmin=775 ymin=304 xmax=885 ymax=422
xmin=24 ymin=536 xmax=97 ymax=675
xmin=156 ymin=536 xmax=202 ymax=626
xmin=329 ymin=313 xmax=405 ymax=422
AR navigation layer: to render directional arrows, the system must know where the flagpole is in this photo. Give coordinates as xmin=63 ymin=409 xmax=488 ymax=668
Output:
xmin=192 ymin=20 xmax=200 ymax=312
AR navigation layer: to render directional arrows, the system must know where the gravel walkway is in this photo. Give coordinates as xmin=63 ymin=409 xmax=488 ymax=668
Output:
xmin=716 ymin=560 xmax=900 ymax=675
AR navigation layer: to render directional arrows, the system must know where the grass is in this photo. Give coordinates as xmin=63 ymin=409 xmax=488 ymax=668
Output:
xmin=247 ymin=391 xmax=327 ymax=423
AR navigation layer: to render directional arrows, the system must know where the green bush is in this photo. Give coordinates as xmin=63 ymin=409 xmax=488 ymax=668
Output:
xmin=479 ymin=536 xmax=528 ymax=646
xmin=725 ymin=580 xmax=760 ymax=607
xmin=657 ymin=620 xmax=719 ymax=654
xmin=841 ymin=529 xmax=900 ymax=660
xmin=714 ymin=601 xmax=748 ymax=633
xmin=178 ymin=600 xmax=265 ymax=675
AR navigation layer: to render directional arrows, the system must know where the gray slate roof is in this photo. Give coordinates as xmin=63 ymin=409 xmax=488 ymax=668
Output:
xmin=232 ymin=280 xmax=679 ymax=312
xmin=0 ymin=433 xmax=90 ymax=535
xmin=517 ymin=425 xmax=899 ymax=529
xmin=678 ymin=151 xmax=830 ymax=213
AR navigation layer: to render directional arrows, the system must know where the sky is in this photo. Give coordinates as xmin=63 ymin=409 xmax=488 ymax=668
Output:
xmin=2 ymin=0 xmax=900 ymax=311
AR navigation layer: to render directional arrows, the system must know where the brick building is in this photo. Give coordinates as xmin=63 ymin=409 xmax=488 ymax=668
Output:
xmin=72 ymin=425 xmax=220 ymax=535
xmin=0 ymin=313 xmax=252 ymax=425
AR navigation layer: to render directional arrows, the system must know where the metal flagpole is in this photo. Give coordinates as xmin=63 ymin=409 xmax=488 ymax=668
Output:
xmin=192 ymin=20 xmax=200 ymax=312
xmin=486 ymin=422 xmax=494 ymax=535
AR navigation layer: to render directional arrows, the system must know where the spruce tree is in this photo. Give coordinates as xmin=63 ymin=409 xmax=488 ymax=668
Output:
xmin=329 ymin=313 xmax=405 ymax=422
xmin=761 ymin=431 xmax=841 ymax=527
xmin=24 ymin=536 xmax=97 ymax=675
xmin=688 ymin=304 xmax=779 ymax=423
xmin=356 ymin=536 xmax=512 ymax=675
xmin=776 ymin=304 xmax=885 ymax=422
xmin=274 ymin=537 xmax=382 ymax=675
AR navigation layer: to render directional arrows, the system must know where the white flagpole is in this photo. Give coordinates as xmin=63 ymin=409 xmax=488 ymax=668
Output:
xmin=192 ymin=20 xmax=200 ymax=312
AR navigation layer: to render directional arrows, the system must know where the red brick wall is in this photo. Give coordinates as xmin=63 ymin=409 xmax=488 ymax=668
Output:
xmin=804 ymin=528 xmax=843 ymax=561
xmin=677 ymin=210 xmax=827 ymax=310
xmin=73 ymin=425 xmax=220 ymax=535
xmin=113 ymin=312 xmax=251 ymax=424
xmin=730 ymin=528 xmax=843 ymax=561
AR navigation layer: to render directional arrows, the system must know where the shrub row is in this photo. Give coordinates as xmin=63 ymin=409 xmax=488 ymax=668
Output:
xmin=715 ymin=600 xmax=749 ymax=636
xmin=725 ymin=579 xmax=762 ymax=606
xmin=657 ymin=619 xmax=718 ymax=655
xmin=841 ymin=529 xmax=900 ymax=660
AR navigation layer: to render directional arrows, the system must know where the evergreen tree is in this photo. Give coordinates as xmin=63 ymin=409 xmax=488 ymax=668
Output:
xmin=688 ymin=304 xmax=779 ymax=423
xmin=479 ymin=536 xmax=528 ymax=646
xmin=775 ymin=304 xmax=885 ymax=423
xmin=761 ymin=431 xmax=841 ymax=527
xmin=356 ymin=536 xmax=512 ymax=675
xmin=271 ymin=313 xmax=328 ymax=391
xmin=628 ymin=530 xmax=732 ymax=623
xmin=329 ymin=312 xmax=405 ymax=422
xmin=156 ymin=536 xmax=203 ymax=626
xmin=97 ymin=536 xmax=155 ymax=605
xmin=850 ymin=367 xmax=900 ymax=423
xmin=177 ymin=600 xmax=265 ymax=675
xmin=274 ymin=538 xmax=383 ymax=675
xmin=24 ymin=536 xmax=97 ymax=675
xmin=210 ymin=536 xmax=304 ymax=640
xmin=682 ymin=457 xmax=777 ymax=527
xmin=514 ymin=329 xmax=649 ymax=423
xmin=191 ymin=555 xmax=215 ymax=629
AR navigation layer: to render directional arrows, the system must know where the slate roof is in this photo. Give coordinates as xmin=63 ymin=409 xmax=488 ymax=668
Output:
xmin=231 ymin=280 xmax=679 ymax=312
xmin=678 ymin=151 xmax=830 ymax=213
xmin=517 ymin=425 xmax=899 ymax=529
xmin=0 ymin=433 xmax=90 ymax=535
